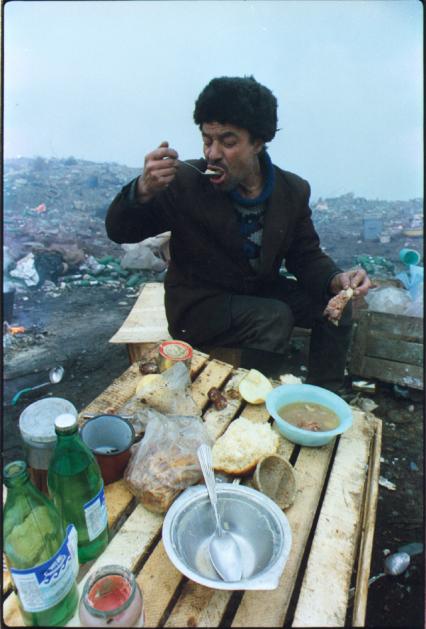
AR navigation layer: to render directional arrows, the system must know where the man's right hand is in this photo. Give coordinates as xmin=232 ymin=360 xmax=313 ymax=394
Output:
xmin=136 ymin=141 xmax=179 ymax=202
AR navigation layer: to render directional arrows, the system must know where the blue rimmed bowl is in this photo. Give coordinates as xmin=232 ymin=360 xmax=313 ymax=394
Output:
xmin=266 ymin=384 xmax=353 ymax=447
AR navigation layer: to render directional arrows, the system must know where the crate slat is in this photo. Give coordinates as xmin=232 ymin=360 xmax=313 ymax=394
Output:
xmin=291 ymin=411 xmax=376 ymax=627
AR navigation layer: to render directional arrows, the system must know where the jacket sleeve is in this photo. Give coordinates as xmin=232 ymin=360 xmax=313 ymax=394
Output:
xmin=285 ymin=181 xmax=341 ymax=301
xmin=105 ymin=177 xmax=174 ymax=244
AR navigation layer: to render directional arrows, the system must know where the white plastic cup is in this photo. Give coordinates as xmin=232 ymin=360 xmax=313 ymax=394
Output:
xmin=19 ymin=397 xmax=78 ymax=493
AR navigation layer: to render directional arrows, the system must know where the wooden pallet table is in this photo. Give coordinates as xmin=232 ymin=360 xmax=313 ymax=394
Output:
xmin=3 ymin=351 xmax=382 ymax=627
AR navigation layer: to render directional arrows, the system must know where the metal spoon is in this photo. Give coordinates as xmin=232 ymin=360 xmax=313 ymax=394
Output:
xmin=368 ymin=551 xmax=411 ymax=585
xmin=348 ymin=551 xmax=411 ymax=599
xmin=177 ymin=160 xmax=219 ymax=177
xmin=11 ymin=366 xmax=65 ymax=405
xmin=197 ymin=444 xmax=243 ymax=582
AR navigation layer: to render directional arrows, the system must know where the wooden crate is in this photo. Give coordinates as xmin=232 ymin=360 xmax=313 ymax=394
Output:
xmin=349 ymin=310 xmax=423 ymax=389
xmin=3 ymin=352 xmax=382 ymax=627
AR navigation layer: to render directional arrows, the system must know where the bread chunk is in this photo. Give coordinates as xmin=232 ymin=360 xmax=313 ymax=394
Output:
xmin=212 ymin=417 xmax=279 ymax=476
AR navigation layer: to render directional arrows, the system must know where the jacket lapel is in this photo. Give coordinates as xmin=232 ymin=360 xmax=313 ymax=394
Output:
xmin=259 ymin=169 xmax=293 ymax=274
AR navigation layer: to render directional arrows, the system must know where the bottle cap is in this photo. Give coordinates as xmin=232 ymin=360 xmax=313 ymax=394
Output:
xmin=55 ymin=413 xmax=78 ymax=431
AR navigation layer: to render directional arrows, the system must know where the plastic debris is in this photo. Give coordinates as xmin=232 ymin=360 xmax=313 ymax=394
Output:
xmin=352 ymin=380 xmax=376 ymax=393
xmin=409 ymin=461 xmax=419 ymax=472
xmin=397 ymin=542 xmax=424 ymax=556
xmin=279 ymin=374 xmax=303 ymax=385
xmin=358 ymin=397 xmax=379 ymax=412
xmin=10 ymin=253 xmax=40 ymax=286
xmin=379 ymin=476 xmax=397 ymax=491
xmin=393 ymin=384 xmax=410 ymax=399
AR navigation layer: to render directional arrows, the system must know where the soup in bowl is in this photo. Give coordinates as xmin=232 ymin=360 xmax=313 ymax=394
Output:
xmin=266 ymin=384 xmax=353 ymax=447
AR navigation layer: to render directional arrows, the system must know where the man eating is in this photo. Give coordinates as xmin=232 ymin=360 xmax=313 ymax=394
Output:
xmin=106 ymin=75 xmax=371 ymax=392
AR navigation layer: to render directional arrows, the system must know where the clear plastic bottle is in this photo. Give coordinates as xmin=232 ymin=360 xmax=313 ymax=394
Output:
xmin=47 ymin=413 xmax=109 ymax=563
xmin=3 ymin=460 xmax=79 ymax=626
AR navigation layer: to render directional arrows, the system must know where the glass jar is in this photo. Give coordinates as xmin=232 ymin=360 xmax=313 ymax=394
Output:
xmin=79 ymin=565 xmax=144 ymax=627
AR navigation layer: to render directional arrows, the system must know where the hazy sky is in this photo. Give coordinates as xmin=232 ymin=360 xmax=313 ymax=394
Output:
xmin=4 ymin=0 xmax=423 ymax=200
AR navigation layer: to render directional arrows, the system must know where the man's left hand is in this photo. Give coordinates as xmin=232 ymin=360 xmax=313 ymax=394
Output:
xmin=329 ymin=268 xmax=372 ymax=297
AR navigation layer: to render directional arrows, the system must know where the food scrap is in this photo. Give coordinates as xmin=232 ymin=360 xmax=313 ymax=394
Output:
xmin=207 ymin=387 xmax=228 ymax=410
xmin=323 ymin=287 xmax=353 ymax=326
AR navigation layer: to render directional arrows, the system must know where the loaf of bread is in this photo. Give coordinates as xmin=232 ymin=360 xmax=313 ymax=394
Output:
xmin=212 ymin=417 xmax=279 ymax=476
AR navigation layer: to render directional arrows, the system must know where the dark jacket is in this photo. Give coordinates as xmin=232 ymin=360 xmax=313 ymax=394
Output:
xmin=106 ymin=159 xmax=340 ymax=344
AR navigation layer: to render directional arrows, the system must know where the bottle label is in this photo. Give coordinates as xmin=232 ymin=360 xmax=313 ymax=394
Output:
xmin=84 ymin=485 xmax=108 ymax=541
xmin=10 ymin=524 xmax=78 ymax=613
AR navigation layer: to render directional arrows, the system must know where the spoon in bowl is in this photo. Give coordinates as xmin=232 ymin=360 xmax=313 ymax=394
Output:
xmin=11 ymin=366 xmax=65 ymax=405
xmin=197 ymin=443 xmax=243 ymax=582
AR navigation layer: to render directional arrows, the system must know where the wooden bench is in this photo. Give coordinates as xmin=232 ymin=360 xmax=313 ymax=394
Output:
xmin=109 ymin=282 xmax=310 ymax=368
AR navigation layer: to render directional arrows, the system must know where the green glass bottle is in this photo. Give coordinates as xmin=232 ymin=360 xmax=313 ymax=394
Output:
xmin=3 ymin=460 xmax=79 ymax=626
xmin=47 ymin=413 xmax=109 ymax=563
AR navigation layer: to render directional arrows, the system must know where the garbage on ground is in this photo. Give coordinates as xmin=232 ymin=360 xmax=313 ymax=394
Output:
xmin=120 ymin=232 xmax=170 ymax=272
xmin=9 ymin=253 xmax=40 ymax=286
xmin=397 ymin=542 xmax=423 ymax=556
xmin=352 ymin=380 xmax=376 ymax=393
xmin=279 ymin=374 xmax=303 ymax=385
xmin=379 ymin=476 xmax=397 ymax=491
xmin=393 ymin=384 xmax=410 ymax=399
xmin=356 ymin=397 xmax=379 ymax=413
xmin=354 ymin=254 xmax=395 ymax=278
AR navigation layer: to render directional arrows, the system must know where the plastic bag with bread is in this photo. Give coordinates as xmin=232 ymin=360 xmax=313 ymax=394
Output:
xmin=124 ymin=409 xmax=211 ymax=513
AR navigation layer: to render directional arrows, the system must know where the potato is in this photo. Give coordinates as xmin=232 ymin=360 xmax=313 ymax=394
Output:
xmin=238 ymin=369 xmax=273 ymax=404
xmin=135 ymin=373 xmax=164 ymax=396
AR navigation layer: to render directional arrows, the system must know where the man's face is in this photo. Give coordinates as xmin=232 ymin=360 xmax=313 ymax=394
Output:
xmin=201 ymin=122 xmax=263 ymax=191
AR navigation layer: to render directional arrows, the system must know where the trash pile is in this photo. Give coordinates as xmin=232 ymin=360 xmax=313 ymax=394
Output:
xmin=313 ymin=193 xmax=423 ymax=271
xmin=4 ymin=157 xmax=171 ymax=305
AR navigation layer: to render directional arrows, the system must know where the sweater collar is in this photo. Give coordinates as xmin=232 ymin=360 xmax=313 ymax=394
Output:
xmin=229 ymin=151 xmax=275 ymax=207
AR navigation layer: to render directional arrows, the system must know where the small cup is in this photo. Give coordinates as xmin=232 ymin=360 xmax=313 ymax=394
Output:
xmin=399 ymin=248 xmax=421 ymax=266
xmin=80 ymin=415 xmax=135 ymax=485
xmin=253 ymin=454 xmax=296 ymax=510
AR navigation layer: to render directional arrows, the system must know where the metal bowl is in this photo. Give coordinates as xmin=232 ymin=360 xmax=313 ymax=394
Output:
xmin=162 ymin=483 xmax=292 ymax=590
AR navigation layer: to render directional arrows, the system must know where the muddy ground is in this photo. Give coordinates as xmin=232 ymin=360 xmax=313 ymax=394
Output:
xmin=2 ymin=281 xmax=424 ymax=628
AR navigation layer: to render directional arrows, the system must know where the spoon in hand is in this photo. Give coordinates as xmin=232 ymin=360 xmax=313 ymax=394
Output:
xmin=197 ymin=444 xmax=243 ymax=582
xmin=11 ymin=366 xmax=65 ymax=405
xmin=177 ymin=160 xmax=219 ymax=177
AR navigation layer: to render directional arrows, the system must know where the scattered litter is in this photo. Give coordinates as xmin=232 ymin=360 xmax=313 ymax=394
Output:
xmin=352 ymin=380 xmax=376 ymax=393
xmin=383 ymin=549 xmax=391 ymax=556
xmin=409 ymin=461 xmax=419 ymax=472
xmin=300 ymin=365 xmax=308 ymax=372
xmin=279 ymin=374 xmax=303 ymax=385
xmin=10 ymin=253 xmax=40 ymax=286
xmin=357 ymin=397 xmax=379 ymax=412
xmin=397 ymin=542 xmax=423 ymax=556
xmin=379 ymin=476 xmax=397 ymax=491
xmin=408 ymin=404 xmax=415 ymax=412
xmin=393 ymin=384 xmax=410 ymax=399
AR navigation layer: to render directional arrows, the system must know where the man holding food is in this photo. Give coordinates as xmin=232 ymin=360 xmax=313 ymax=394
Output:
xmin=106 ymin=75 xmax=371 ymax=392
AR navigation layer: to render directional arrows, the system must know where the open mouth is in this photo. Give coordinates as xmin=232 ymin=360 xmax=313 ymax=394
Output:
xmin=205 ymin=166 xmax=226 ymax=184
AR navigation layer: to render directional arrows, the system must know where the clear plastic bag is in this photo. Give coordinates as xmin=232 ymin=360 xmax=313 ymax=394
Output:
xmin=124 ymin=411 xmax=211 ymax=513
xmin=134 ymin=362 xmax=200 ymax=417
xmin=365 ymin=286 xmax=412 ymax=315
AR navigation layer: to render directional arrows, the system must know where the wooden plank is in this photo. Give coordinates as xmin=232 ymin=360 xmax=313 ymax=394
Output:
xmin=77 ymin=363 xmax=140 ymax=419
xmin=190 ymin=359 xmax=234 ymax=410
xmin=366 ymin=335 xmax=422 ymax=365
xmin=366 ymin=311 xmax=423 ymax=340
xmin=104 ymin=479 xmax=134 ymax=530
xmin=66 ymin=504 xmax=164 ymax=626
xmin=231 ymin=442 xmax=335 ymax=627
xmin=361 ymin=356 xmax=423 ymax=389
xmin=165 ymin=581 xmax=231 ymax=628
xmin=352 ymin=418 xmax=382 ymax=627
xmin=349 ymin=317 xmax=369 ymax=374
xmin=109 ymin=282 xmax=171 ymax=344
xmin=136 ymin=541 xmax=183 ymax=627
xmin=292 ymin=411 xmax=375 ymax=627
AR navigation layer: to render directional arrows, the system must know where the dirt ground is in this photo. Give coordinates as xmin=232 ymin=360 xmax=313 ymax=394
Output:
xmin=2 ymin=283 xmax=424 ymax=628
